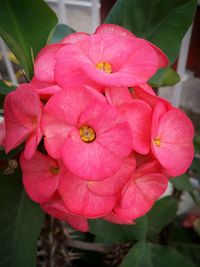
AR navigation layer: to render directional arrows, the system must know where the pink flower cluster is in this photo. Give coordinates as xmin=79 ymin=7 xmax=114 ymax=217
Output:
xmin=3 ymin=24 xmax=194 ymax=232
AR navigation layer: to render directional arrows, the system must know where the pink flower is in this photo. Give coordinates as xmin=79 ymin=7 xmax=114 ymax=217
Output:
xmin=105 ymin=86 xmax=133 ymax=107
xmin=20 ymin=151 xmax=64 ymax=203
xmin=42 ymin=86 xmax=132 ymax=180
xmin=30 ymin=77 xmax=61 ymax=99
xmin=105 ymin=84 xmax=171 ymax=109
xmin=33 ymin=24 xmax=168 ymax=92
xmin=151 ymin=102 xmax=194 ymax=176
xmin=106 ymin=86 xmax=153 ymax=155
xmin=95 ymin=24 xmax=168 ymax=69
xmin=58 ymin=157 xmax=136 ymax=218
xmin=118 ymin=100 xmax=152 ymax=155
xmin=20 ymin=150 xmax=89 ymax=231
xmin=33 ymin=32 xmax=103 ymax=92
xmin=4 ymin=84 xmax=43 ymax=159
xmin=114 ymin=161 xmax=168 ymax=220
xmin=55 ymin=24 xmax=166 ymax=89
xmin=133 ymin=84 xmax=172 ymax=109
xmin=34 ymin=43 xmax=65 ymax=84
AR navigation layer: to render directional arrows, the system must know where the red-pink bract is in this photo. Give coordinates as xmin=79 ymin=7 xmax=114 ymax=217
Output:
xmin=58 ymin=171 xmax=117 ymax=218
xmin=4 ymin=84 xmax=43 ymax=159
xmin=87 ymin=157 xmax=136 ymax=196
xmin=42 ymin=86 xmax=132 ymax=180
xmin=58 ymin=157 xmax=135 ymax=218
xmin=114 ymin=161 xmax=168 ymax=220
xmin=151 ymin=102 xmax=194 ymax=176
xmin=118 ymin=100 xmax=152 ymax=154
xmin=20 ymin=151 xmax=64 ymax=203
xmin=30 ymin=77 xmax=61 ymax=99
xmin=105 ymin=87 xmax=153 ymax=154
xmin=55 ymin=32 xmax=160 ymax=88
xmin=34 ymin=43 xmax=64 ymax=83
xmin=54 ymin=24 xmax=168 ymax=91
xmin=95 ymin=24 xmax=168 ymax=69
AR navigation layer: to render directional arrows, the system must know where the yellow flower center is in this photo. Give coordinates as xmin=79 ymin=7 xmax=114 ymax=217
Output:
xmin=50 ymin=167 xmax=60 ymax=175
xmin=154 ymin=137 xmax=161 ymax=147
xmin=31 ymin=116 xmax=37 ymax=125
xmin=96 ymin=61 xmax=112 ymax=74
xmin=79 ymin=125 xmax=96 ymax=143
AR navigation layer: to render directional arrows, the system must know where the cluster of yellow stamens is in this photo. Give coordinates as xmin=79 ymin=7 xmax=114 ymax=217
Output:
xmin=79 ymin=125 xmax=96 ymax=143
xmin=31 ymin=116 xmax=37 ymax=125
xmin=50 ymin=167 xmax=60 ymax=174
xmin=96 ymin=61 xmax=112 ymax=74
xmin=154 ymin=137 xmax=161 ymax=147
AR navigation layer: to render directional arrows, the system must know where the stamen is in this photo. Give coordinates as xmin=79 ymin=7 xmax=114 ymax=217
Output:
xmin=50 ymin=167 xmax=60 ymax=175
xmin=79 ymin=125 xmax=96 ymax=142
xmin=31 ymin=116 xmax=37 ymax=125
xmin=154 ymin=137 xmax=161 ymax=147
xmin=96 ymin=61 xmax=112 ymax=74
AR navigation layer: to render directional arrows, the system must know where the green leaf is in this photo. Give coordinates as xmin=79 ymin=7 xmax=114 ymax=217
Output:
xmin=120 ymin=242 xmax=196 ymax=267
xmin=171 ymin=174 xmax=194 ymax=193
xmin=149 ymin=68 xmax=180 ymax=87
xmin=89 ymin=216 xmax=147 ymax=243
xmin=174 ymin=242 xmax=200 ymax=266
xmin=0 ymin=80 xmax=16 ymax=95
xmin=147 ymin=196 xmax=178 ymax=239
xmin=151 ymin=244 xmax=196 ymax=267
xmin=194 ymin=136 xmax=200 ymax=153
xmin=0 ymin=0 xmax=58 ymax=79
xmin=105 ymin=0 xmax=197 ymax=63
xmin=120 ymin=240 xmax=153 ymax=267
xmin=49 ymin=24 xmax=75 ymax=44
xmin=190 ymin=157 xmax=200 ymax=176
xmin=0 ymin=169 xmax=44 ymax=267
xmin=170 ymin=224 xmax=194 ymax=243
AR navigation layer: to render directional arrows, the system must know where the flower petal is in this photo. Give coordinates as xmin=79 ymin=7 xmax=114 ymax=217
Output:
xmin=58 ymin=172 xmax=117 ymax=218
xmin=119 ymin=100 xmax=152 ymax=154
xmin=115 ymin=171 xmax=168 ymax=220
xmin=61 ymin=32 xmax=89 ymax=44
xmin=20 ymin=151 xmax=62 ymax=203
xmin=105 ymin=87 xmax=133 ymax=106
xmin=41 ymin=194 xmax=89 ymax=232
xmin=34 ymin=43 xmax=64 ymax=83
xmin=42 ymin=87 xmax=97 ymax=158
xmin=62 ymin=129 xmax=122 ymax=181
xmin=152 ymin=105 xmax=194 ymax=176
xmin=87 ymin=156 xmax=136 ymax=196
xmin=4 ymin=94 xmax=32 ymax=153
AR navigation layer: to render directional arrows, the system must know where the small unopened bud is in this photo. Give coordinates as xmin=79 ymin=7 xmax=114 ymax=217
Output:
xmin=3 ymin=159 xmax=18 ymax=175
xmin=8 ymin=159 xmax=18 ymax=170
xmin=3 ymin=167 xmax=14 ymax=175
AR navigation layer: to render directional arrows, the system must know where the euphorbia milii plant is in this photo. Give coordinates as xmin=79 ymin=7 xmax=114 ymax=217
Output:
xmin=3 ymin=24 xmax=194 ymax=232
